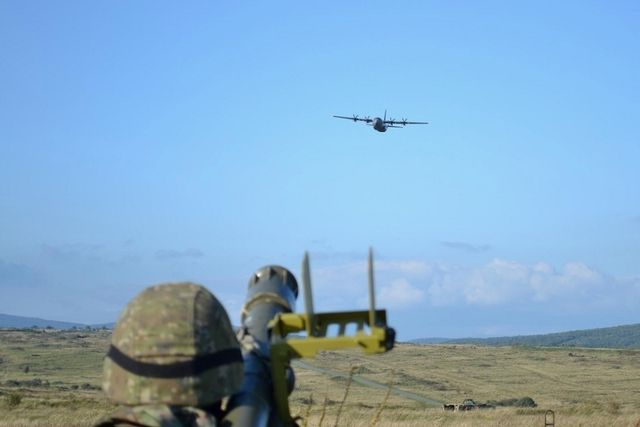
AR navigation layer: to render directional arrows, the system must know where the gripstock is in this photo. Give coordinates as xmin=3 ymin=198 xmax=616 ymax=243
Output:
xmin=223 ymin=248 xmax=396 ymax=427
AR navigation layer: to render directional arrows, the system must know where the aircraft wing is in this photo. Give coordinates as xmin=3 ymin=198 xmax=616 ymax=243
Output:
xmin=333 ymin=115 xmax=373 ymax=123
xmin=384 ymin=120 xmax=429 ymax=125
xmin=402 ymin=120 xmax=429 ymax=125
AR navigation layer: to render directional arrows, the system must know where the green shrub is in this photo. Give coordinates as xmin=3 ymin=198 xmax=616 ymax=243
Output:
xmin=515 ymin=396 xmax=537 ymax=407
xmin=606 ymin=401 xmax=621 ymax=414
xmin=488 ymin=396 xmax=537 ymax=407
xmin=6 ymin=392 xmax=23 ymax=408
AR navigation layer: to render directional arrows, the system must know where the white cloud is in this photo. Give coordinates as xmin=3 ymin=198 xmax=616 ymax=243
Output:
xmin=311 ymin=260 xmax=429 ymax=310
xmin=463 ymin=259 xmax=531 ymax=304
xmin=528 ymin=261 xmax=605 ymax=301
xmin=377 ymin=260 xmax=430 ymax=276
xmin=426 ymin=258 xmax=629 ymax=307
xmin=378 ymin=279 xmax=424 ymax=308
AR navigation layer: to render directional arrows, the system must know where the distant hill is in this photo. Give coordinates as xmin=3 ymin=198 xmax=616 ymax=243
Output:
xmin=411 ymin=323 xmax=640 ymax=349
xmin=90 ymin=322 xmax=116 ymax=329
xmin=408 ymin=337 xmax=450 ymax=344
xmin=0 ymin=313 xmax=113 ymax=329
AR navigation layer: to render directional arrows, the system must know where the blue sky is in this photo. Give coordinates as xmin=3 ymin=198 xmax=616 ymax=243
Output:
xmin=1 ymin=1 xmax=639 ymax=339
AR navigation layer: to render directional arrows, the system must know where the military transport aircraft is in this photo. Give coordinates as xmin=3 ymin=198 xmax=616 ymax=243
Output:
xmin=333 ymin=110 xmax=428 ymax=132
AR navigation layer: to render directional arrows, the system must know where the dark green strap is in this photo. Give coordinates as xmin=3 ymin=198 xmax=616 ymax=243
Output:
xmin=93 ymin=418 xmax=149 ymax=427
xmin=107 ymin=345 xmax=242 ymax=378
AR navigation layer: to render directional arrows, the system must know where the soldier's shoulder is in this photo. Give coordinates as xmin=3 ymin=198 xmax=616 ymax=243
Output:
xmin=94 ymin=405 xmax=218 ymax=427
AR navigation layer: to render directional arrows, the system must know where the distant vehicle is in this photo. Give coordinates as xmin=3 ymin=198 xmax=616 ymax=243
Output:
xmin=443 ymin=399 xmax=495 ymax=411
xmin=333 ymin=110 xmax=429 ymax=132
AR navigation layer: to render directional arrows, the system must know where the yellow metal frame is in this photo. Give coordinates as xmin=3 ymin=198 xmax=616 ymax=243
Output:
xmin=269 ymin=309 xmax=391 ymax=425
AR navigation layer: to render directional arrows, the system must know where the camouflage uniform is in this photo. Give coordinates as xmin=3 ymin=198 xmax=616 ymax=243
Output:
xmin=94 ymin=404 xmax=219 ymax=427
xmin=96 ymin=283 xmax=243 ymax=427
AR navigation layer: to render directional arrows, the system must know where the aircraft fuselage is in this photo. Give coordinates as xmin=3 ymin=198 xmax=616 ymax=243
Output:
xmin=372 ymin=117 xmax=386 ymax=132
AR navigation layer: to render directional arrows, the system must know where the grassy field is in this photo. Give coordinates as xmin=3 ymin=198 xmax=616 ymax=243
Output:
xmin=0 ymin=329 xmax=114 ymax=426
xmin=288 ymin=344 xmax=640 ymax=426
xmin=1 ymin=329 xmax=640 ymax=426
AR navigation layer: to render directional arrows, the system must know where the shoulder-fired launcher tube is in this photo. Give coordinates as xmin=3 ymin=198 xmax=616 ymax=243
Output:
xmin=223 ymin=266 xmax=298 ymax=427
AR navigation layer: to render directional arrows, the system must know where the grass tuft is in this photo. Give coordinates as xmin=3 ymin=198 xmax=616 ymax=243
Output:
xmin=5 ymin=392 xmax=23 ymax=408
xmin=333 ymin=366 xmax=357 ymax=427
xmin=370 ymin=370 xmax=395 ymax=427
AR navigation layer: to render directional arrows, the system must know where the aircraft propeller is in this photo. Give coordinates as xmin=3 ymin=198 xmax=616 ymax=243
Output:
xmin=352 ymin=114 xmax=359 ymax=122
xmin=401 ymin=118 xmax=408 ymax=126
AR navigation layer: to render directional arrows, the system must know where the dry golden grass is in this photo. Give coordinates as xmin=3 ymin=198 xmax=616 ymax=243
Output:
xmin=288 ymin=344 xmax=640 ymax=426
xmin=2 ymin=330 xmax=640 ymax=426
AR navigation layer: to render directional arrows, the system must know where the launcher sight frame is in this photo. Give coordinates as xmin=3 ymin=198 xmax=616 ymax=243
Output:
xmin=268 ymin=248 xmax=395 ymax=425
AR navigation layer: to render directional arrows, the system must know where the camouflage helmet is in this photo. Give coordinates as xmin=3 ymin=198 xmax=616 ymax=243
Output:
xmin=103 ymin=282 xmax=243 ymax=406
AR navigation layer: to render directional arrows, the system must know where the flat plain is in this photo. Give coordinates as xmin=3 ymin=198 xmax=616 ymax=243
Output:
xmin=1 ymin=329 xmax=639 ymax=426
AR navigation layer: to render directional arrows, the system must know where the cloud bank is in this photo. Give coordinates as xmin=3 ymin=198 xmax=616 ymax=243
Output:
xmin=313 ymin=257 xmax=640 ymax=312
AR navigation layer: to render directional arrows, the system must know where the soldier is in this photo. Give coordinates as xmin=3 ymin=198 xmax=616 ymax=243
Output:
xmin=95 ymin=282 xmax=244 ymax=427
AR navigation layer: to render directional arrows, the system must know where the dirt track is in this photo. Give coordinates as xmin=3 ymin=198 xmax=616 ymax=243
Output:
xmin=293 ymin=359 xmax=443 ymax=407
